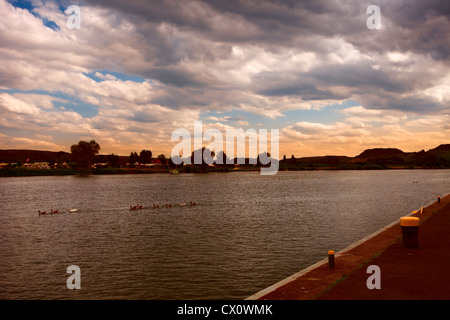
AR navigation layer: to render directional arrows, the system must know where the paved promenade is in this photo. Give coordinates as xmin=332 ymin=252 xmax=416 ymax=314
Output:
xmin=248 ymin=194 xmax=450 ymax=300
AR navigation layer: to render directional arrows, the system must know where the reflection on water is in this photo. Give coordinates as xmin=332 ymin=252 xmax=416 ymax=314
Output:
xmin=0 ymin=170 xmax=449 ymax=299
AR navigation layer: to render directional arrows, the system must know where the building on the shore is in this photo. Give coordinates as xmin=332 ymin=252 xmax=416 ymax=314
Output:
xmin=23 ymin=162 xmax=51 ymax=169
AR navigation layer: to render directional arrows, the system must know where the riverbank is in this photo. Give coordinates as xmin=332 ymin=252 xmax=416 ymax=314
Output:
xmin=1 ymin=165 xmax=448 ymax=177
xmin=0 ymin=166 xmax=253 ymax=177
xmin=248 ymin=193 xmax=450 ymax=300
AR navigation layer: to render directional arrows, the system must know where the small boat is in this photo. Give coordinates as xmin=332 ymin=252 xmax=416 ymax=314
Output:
xmin=38 ymin=210 xmax=47 ymax=216
xmin=190 ymin=201 xmax=197 ymax=206
xmin=69 ymin=209 xmax=78 ymax=213
xmin=152 ymin=204 xmax=160 ymax=208
xmin=178 ymin=203 xmax=187 ymax=206
xmin=50 ymin=209 xmax=60 ymax=214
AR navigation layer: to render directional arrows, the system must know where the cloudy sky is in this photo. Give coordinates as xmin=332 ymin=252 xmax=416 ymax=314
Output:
xmin=0 ymin=0 xmax=449 ymax=158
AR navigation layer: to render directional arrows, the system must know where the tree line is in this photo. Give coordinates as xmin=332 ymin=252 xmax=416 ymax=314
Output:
xmin=70 ymin=140 xmax=170 ymax=169
xmin=69 ymin=140 xmax=272 ymax=172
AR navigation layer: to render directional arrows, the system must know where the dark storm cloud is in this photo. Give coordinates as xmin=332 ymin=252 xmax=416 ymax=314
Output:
xmin=384 ymin=0 xmax=450 ymax=28
xmin=80 ymin=0 xmax=449 ymax=114
xmin=143 ymin=67 xmax=207 ymax=88
xmin=127 ymin=111 xmax=158 ymax=123
xmin=87 ymin=0 xmax=447 ymax=57
xmin=86 ymin=0 xmax=350 ymax=43
xmin=251 ymin=58 xmax=444 ymax=105
xmin=62 ymin=0 xmax=450 ymax=60
xmin=251 ymin=70 xmax=347 ymax=100
xmin=345 ymin=0 xmax=450 ymax=61
xmin=355 ymin=91 xmax=446 ymax=114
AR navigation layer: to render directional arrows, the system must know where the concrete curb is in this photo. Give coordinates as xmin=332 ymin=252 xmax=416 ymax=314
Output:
xmin=246 ymin=196 xmax=444 ymax=300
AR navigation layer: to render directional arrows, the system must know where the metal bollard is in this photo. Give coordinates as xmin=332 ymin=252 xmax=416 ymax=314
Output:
xmin=400 ymin=217 xmax=420 ymax=248
xmin=438 ymin=196 xmax=440 ymax=203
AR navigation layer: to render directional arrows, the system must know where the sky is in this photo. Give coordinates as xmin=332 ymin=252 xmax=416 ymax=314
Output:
xmin=0 ymin=0 xmax=449 ymax=158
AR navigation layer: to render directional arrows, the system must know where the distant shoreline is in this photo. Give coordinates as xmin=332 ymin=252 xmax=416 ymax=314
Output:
xmin=1 ymin=144 xmax=449 ymax=176
xmin=1 ymin=165 xmax=447 ymax=177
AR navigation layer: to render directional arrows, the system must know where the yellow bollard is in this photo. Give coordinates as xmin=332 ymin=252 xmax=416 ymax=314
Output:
xmin=400 ymin=217 xmax=420 ymax=248
xmin=328 ymin=250 xmax=335 ymax=268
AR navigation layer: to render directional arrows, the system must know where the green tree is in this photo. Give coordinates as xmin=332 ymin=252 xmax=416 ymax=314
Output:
xmin=107 ymin=153 xmax=120 ymax=168
xmin=139 ymin=149 xmax=152 ymax=164
xmin=129 ymin=152 xmax=139 ymax=166
xmin=157 ymin=154 xmax=168 ymax=166
xmin=215 ymin=150 xmax=231 ymax=166
xmin=118 ymin=156 xmax=127 ymax=168
xmin=70 ymin=140 xmax=100 ymax=170
xmin=191 ymin=147 xmax=214 ymax=172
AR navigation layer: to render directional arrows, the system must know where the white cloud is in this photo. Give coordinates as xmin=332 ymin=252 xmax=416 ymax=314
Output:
xmin=340 ymin=106 xmax=407 ymax=124
xmin=0 ymin=0 xmax=448 ymax=157
xmin=0 ymin=93 xmax=41 ymax=115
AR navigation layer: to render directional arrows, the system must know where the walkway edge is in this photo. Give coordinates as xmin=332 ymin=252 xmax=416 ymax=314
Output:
xmin=246 ymin=197 xmax=443 ymax=300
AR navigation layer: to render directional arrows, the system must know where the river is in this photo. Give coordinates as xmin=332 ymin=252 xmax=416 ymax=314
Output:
xmin=0 ymin=169 xmax=448 ymax=299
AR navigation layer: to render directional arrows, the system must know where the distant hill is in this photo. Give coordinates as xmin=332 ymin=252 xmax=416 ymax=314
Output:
xmin=0 ymin=149 xmax=129 ymax=165
xmin=0 ymin=149 xmax=71 ymax=164
xmin=355 ymin=148 xmax=405 ymax=160
xmin=431 ymin=144 xmax=450 ymax=152
xmin=280 ymin=144 xmax=450 ymax=169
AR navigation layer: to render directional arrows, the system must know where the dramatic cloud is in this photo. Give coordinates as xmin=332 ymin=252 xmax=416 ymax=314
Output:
xmin=0 ymin=0 xmax=448 ymax=157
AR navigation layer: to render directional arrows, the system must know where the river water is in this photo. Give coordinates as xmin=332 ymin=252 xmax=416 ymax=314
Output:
xmin=0 ymin=170 xmax=448 ymax=299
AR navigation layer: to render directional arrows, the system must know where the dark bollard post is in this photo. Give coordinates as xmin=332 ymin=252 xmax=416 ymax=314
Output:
xmin=400 ymin=217 xmax=420 ymax=248
xmin=328 ymin=250 xmax=335 ymax=268
xmin=438 ymin=196 xmax=440 ymax=203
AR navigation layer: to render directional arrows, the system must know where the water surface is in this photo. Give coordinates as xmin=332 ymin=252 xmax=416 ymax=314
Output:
xmin=0 ymin=170 xmax=448 ymax=299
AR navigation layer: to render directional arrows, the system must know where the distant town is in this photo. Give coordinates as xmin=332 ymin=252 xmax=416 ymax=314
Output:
xmin=1 ymin=142 xmax=449 ymax=177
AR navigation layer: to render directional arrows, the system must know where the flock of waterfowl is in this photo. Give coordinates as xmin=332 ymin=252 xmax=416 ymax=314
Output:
xmin=37 ymin=202 xmax=198 ymax=216
xmin=130 ymin=201 xmax=198 ymax=210
xmin=38 ymin=208 xmax=78 ymax=216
